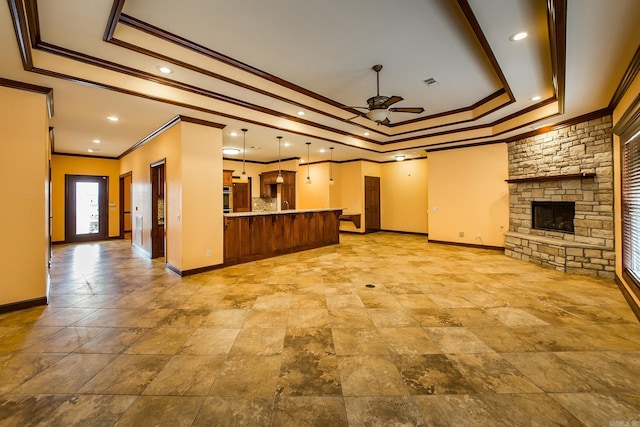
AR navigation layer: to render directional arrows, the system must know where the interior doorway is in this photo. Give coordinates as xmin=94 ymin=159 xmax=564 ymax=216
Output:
xmin=119 ymin=172 xmax=132 ymax=240
xmin=150 ymin=161 xmax=166 ymax=259
xmin=365 ymin=175 xmax=381 ymax=232
xmin=65 ymin=175 xmax=108 ymax=242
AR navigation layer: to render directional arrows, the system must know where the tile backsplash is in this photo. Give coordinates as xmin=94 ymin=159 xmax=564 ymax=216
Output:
xmin=253 ymin=197 xmax=277 ymax=212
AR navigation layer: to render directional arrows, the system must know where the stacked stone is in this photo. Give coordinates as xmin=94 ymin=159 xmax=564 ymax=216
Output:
xmin=505 ymin=115 xmax=615 ymax=278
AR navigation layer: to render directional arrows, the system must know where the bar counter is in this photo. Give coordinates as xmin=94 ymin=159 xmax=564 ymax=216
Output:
xmin=223 ymin=208 xmax=343 ymax=266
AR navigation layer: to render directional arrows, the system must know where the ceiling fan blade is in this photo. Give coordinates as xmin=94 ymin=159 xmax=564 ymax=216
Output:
xmin=343 ymin=106 xmax=369 ymax=110
xmin=382 ymin=96 xmax=403 ymax=108
xmin=389 ymin=107 xmax=425 ymax=114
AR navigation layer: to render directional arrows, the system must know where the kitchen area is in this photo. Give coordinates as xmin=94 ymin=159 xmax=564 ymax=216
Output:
xmin=222 ymin=168 xmax=343 ymax=266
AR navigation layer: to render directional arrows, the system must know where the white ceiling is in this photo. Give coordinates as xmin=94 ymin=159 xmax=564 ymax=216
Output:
xmin=1 ymin=0 xmax=639 ymax=164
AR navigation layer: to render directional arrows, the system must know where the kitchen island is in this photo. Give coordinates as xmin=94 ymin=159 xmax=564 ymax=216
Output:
xmin=223 ymin=208 xmax=343 ymax=266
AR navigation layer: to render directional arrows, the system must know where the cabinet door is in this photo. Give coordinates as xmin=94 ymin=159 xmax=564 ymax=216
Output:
xmin=281 ymin=184 xmax=296 ymax=209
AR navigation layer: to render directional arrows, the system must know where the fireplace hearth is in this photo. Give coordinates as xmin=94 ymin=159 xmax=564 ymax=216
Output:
xmin=532 ymin=201 xmax=575 ymax=233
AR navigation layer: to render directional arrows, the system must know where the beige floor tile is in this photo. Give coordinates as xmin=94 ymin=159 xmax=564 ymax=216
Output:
xmin=332 ymin=328 xmax=390 ymax=355
xmin=272 ymin=396 xmax=347 ymax=426
xmin=114 ymin=396 xmax=203 ymax=427
xmin=344 ymin=396 xmax=426 ymax=426
xmin=125 ymin=327 xmax=195 ymax=355
xmin=143 ymin=355 xmax=225 ymax=396
xmin=208 ymin=355 xmax=281 ymax=398
xmin=79 ymin=354 xmax=170 ymax=395
xmin=178 ymin=328 xmax=239 ymax=355
xmin=425 ymin=327 xmax=495 ymax=354
xmin=228 ymin=328 xmax=285 ymax=356
xmin=0 ymin=233 xmax=636 ymax=425
xmin=193 ymin=396 xmax=274 ymax=426
xmin=17 ymin=353 xmax=116 ymax=394
xmin=337 ymin=355 xmax=408 ymax=396
xmin=38 ymin=394 xmax=136 ymax=426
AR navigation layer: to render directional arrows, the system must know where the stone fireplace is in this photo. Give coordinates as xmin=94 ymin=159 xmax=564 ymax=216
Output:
xmin=531 ymin=201 xmax=575 ymax=233
xmin=504 ymin=116 xmax=615 ymax=278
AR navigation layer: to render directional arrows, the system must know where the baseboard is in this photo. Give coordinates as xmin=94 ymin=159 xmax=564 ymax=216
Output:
xmin=428 ymin=239 xmax=504 ymax=251
xmin=166 ymin=263 xmax=223 ymax=277
xmin=0 ymin=297 xmax=47 ymax=314
xmin=615 ymin=274 xmax=640 ymax=322
xmin=52 ymin=236 xmax=122 ymax=245
xmin=380 ymin=229 xmax=429 ymax=237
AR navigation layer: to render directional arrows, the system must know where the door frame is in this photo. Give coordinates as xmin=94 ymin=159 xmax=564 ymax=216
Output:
xmin=150 ymin=160 xmax=166 ymax=259
xmin=64 ymin=174 xmax=109 ymax=243
xmin=119 ymin=172 xmax=132 ymax=239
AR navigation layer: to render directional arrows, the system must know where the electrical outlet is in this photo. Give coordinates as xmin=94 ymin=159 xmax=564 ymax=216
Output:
xmin=476 ymin=233 xmax=481 ymax=238
xmin=459 ymin=231 xmax=464 ymax=237
xmin=205 ymin=249 xmax=211 ymax=257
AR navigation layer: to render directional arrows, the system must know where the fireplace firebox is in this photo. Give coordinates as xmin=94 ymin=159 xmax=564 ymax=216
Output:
xmin=532 ymin=201 xmax=575 ymax=233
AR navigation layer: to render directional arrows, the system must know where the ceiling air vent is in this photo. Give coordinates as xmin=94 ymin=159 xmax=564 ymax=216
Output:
xmin=423 ymin=78 xmax=439 ymax=87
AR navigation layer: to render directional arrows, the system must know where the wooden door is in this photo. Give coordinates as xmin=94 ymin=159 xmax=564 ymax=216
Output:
xmin=119 ymin=172 xmax=132 ymax=239
xmin=233 ymin=180 xmax=251 ymax=212
xmin=365 ymin=176 xmax=381 ymax=232
xmin=65 ymin=175 xmax=109 ymax=242
xmin=150 ymin=161 xmax=165 ymax=259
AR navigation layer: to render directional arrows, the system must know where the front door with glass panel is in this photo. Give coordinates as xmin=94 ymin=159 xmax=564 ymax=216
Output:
xmin=65 ymin=175 xmax=108 ymax=242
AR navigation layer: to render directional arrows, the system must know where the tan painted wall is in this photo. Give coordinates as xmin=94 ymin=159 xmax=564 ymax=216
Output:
xmin=428 ymin=143 xmax=509 ymax=247
xmin=334 ymin=161 xmax=364 ymax=232
xmin=50 ymin=155 xmax=121 ymax=242
xmin=613 ymin=70 xmax=640 ymax=308
xmin=119 ymin=124 xmax=182 ymax=261
xmin=0 ymin=86 xmax=50 ymax=305
xmin=297 ymin=162 xmax=330 ymax=209
xmin=119 ymin=121 xmax=224 ymax=271
xmin=180 ymin=122 xmax=223 ymax=270
xmin=381 ymin=158 xmax=428 ymax=234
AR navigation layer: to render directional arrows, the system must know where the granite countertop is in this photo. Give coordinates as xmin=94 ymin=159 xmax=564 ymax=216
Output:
xmin=224 ymin=208 xmax=343 ymax=217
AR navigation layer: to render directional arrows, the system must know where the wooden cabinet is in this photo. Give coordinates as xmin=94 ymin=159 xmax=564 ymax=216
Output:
xmin=223 ymin=210 xmax=342 ymax=266
xmin=259 ymin=170 xmax=296 ymax=209
xmin=223 ymin=170 xmax=233 ymax=187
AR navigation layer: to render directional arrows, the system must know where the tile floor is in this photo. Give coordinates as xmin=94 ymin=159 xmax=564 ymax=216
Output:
xmin=1 ymin=232 xmax=639 ymax=426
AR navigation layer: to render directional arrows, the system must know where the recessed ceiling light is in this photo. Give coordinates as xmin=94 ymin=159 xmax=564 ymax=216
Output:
xmin=229 ymin=131 xmax=238 ymax=137
xmin=92 ymin=139 xmax=101 ymax=144
xmin=395 ymin=155 xmax=406 ymax=161
xmin=158 ymin=66 xmax=173 ymax=74
xmin=509 ymin=31 xmax=528 ymax=41
xmin=284 ymin=142 xmax=290 ymax=147
xmin=88 ymin=148 xmax=94 ymax=153
xmin=319 ymin=149 xmax=325 ymax=153
xmin=107 ymin=115 xmax=119 ymax=122
xmin=297 ymin=111 xmax=305 ymax=116
xmin=530 ymin=95 xmax=541 ymax=101
xmin=300 ymin=159 xmax=305 ymax=163
xmin=364 ymin=132 xmax=370 ymax=136
xmin=222 ymin=148 xmax=241 ymax=155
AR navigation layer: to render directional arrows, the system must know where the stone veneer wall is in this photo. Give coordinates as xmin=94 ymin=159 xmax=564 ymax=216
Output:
xmin=504 ymin=115 xmax=615 ymax=278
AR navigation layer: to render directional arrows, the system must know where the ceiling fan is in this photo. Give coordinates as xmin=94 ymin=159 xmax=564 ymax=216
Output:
xmin=347 ymin=64 xmax=425 ymax=125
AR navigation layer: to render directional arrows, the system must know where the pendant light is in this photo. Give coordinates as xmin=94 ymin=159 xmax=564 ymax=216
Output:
xmin=276 ymin=136 xmax=284 ymax=183
xmin=239 ymin=128 xmax=248 ymax=182
xmin=305 ymin=142 xmax=312 ymax=184
xmin=329 ymin=147 xmax=334 ymax=185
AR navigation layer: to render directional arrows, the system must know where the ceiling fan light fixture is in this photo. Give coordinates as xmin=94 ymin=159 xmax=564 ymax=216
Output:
xmin=366 ymin=109 xmax=389 ymax=123
xmin=222 ymin=147 xmax=240 ymax=155
xmin=395 ymin=155 xmax=406 ymax=161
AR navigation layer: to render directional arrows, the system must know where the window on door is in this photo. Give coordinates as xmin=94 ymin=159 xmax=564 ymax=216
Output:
xmin=65 ymin=175 xmax=108 ymax=242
